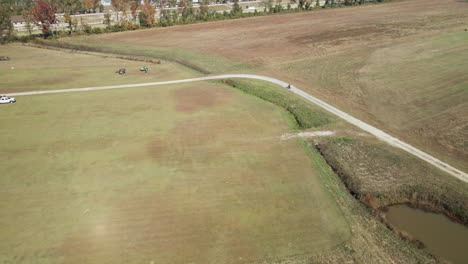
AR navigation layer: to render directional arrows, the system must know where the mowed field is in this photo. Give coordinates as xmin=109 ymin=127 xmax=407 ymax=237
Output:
xmin=0 ymin=46 xmax=350 ymax=263
xmin=0 ymin=44 xmax=200 ymax=94
xmin=65 ymin=0 xmax=468 ymax=170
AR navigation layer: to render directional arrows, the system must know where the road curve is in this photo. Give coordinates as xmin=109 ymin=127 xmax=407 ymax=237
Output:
xmin=7 ymin=74 xmax=468 ymax=182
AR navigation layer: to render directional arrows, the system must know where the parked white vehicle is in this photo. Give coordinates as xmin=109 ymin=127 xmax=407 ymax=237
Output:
xmin=0 ymin=96 xmax=16 ymax=104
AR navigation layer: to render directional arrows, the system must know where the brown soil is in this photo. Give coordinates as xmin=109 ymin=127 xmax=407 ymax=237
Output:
xmin=100 ymin=0 xmax=467 ymax=65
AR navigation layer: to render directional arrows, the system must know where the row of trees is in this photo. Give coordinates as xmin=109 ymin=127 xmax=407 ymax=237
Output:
xmin=1 ymin=0 xmax=385 ymax=42
xmin=2 ymin=0 xmax=104 ymax=15
xmin=0 ymin=0 xmax=106 ymax=39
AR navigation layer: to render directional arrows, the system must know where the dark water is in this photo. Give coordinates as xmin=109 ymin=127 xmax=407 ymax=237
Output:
xmin=385 ymin=205 xmax=468 ymax=264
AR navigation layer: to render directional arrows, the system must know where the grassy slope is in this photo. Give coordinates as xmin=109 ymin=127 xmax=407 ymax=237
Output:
xmin=221 ymin=79 xmax=335 ymax=129
xmin=302 ymin=141 xmax=438 ymax=264
xmin=0 ymin=44 xmax=200 ymax=93
xmin=0 ymin=46 xmax=350 ymax=263
xmin=318 ymin=136 xmax=468 ymax=222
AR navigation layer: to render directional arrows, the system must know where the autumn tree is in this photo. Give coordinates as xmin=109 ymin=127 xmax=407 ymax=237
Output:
xmin=33 ymin=0 xmax=56 ymax=35
xmin=130 ymin=1 xmax=138 ymax=23
xmin=111 ymin=0 xmax=130 ymax=23
xmin=81 ymin=0 xmax=100 ymax=12
xmin=41 ymin=0 xmax=63 ymax=11
xmin=178 ymin=0 xmax=194 ymax=24
xmin=139 ymin=0 xmax=156 ymax=27
xmin=131 ymin=0 xmax=141 ymax=8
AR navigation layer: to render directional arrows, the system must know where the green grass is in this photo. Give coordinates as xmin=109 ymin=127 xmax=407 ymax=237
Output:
xmin=0 ymin=44 xmax=200 ymax=93
xmin=0 ymin=72 xmax=350 ymax=263
xmin=223 ymin=79 xmax=335 ymax=129
xmin=47 ymin=36 xmax=252 ymax=74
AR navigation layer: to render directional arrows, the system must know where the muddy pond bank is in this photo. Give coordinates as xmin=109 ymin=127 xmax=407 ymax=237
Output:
xmin=313 ymin=138 xmax=468 ymax=262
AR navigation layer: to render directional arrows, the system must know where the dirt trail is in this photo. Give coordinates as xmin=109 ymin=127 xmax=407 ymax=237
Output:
xmin=6 ymin=74 xmax=467 ymax=182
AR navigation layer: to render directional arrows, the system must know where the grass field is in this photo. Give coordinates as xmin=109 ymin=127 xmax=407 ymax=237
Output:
xmin=56 ymin=0 xmax=468 ymax=171
xmin=358 ymin=31 xmax=468 ymax=168
xmin=283 ymin=30 xmax=468 ymax=171
xmin=0 ymin=45 xmax=351 ymax=263
xmin=2 ymin=0 xmax=468 ymax=262
xmin=0 ymin=44 xmax=200 ymax=94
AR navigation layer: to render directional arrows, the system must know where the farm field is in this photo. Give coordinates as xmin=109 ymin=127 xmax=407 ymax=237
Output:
xmin=59 ymin=0 xmax=468 ymax=171
xmin=0 ymin=44 xmax=200 ymax=94
xmin=282 ymin=30 xmax=468 ymax=171
xmin=2 ymin=0 xmax=468 ymax=263
xmin=0 ymin=46 xmax=351 ymax=263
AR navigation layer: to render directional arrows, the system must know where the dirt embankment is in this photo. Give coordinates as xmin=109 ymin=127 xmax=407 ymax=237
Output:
xmin=313 ymin=137 xmax=468 ymax=260
xmin=314 ymin=137 xmax=468 ymax=224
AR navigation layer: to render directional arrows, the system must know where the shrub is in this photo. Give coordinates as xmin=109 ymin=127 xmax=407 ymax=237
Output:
xmin=126 ymin=23 xmax=139 ymax=31
xmin=82 ymin=24 xmax=92 ymax=34
xmin=91 ymin=27 xmax=102 ymax=34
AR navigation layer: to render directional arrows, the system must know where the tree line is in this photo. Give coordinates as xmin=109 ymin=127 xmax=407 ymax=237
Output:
xmin=0 ymin=0 xmax=386 ymax=43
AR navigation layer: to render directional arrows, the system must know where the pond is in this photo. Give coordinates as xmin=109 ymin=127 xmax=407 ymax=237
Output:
xmin=385 ymin=204 xmax=468 ymax=264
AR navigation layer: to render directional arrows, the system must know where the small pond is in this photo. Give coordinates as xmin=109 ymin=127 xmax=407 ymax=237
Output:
xmin=385 ymin=204 xmax=468 ymax=264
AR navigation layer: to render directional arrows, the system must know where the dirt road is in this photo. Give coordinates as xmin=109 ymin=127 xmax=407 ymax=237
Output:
xmin=7 ymin=74 xmax=467 ymax=182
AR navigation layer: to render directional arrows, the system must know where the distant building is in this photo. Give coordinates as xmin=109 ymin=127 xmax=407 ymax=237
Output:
xmin=10 ymin=15 xmax=38 ymax=32
xmin=10 ymin=15 xmax=26 ymax=26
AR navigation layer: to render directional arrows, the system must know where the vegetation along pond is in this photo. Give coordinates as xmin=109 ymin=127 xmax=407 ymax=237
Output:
xmin=385 ymin=204 xmax=468 ymax=264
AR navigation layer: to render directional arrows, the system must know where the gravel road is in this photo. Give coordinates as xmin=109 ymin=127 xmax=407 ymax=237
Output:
xmin=7 ymin=74 xmax=467 ymax=182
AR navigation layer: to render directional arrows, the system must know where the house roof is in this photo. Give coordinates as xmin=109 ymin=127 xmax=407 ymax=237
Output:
xmin=10 ymin=15 xmax=25 ymax=23
xmin=10 ymin=15 xmax=34 ymax=24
